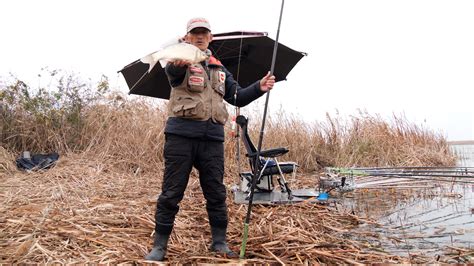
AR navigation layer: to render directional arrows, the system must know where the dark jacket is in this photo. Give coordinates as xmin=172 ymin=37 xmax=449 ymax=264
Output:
xmin=164 ymin=60 xmax=265 ymax=141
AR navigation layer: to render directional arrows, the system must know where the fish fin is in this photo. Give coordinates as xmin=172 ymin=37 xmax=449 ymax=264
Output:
xmin=140 ymin=53 xmax=154 ymax=65
xmin=159 ymin=36 xmax=182 ymax=49
xmin=140 ymin=53 xmax=159 ymax=72
xmin=159 ymin=59 xmax=169 ymax=68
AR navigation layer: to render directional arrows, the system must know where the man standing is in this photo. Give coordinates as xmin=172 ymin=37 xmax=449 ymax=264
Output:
xmin=146 ymin=17 xmax=275 ymax=261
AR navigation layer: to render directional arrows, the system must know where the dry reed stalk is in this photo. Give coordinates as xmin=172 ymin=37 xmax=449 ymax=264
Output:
xmin=1 ymin=152 xmax=416 ymax=264
xmin=0 ymin=147 xmax=16 ymax=175
xmin=3 ymin=96 xmax=456 ymax=174
xmin=0 ymin=88 xmax=463 ymax=263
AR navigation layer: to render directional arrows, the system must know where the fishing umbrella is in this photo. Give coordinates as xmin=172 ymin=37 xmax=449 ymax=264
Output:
xmin=118 ymin=31 xmax=306 ymax=99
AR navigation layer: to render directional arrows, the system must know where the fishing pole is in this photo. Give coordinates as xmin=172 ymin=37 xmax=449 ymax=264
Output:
xmin=364 ymin=171 xmax=474 ymax=176
xmin=353 ymin=166 xmax=474 ymax=170
xmin=330 ymin=166 xmax=474 ymax=174
xmin=359 ymin=175 xmax=474 ymax=185
xmin=352 ymin=166 xmax=474 ymax=172
xmin=239 ymin=0 xmax=285 ymax=259
xmin=327 ymin=167 xmax=474 ymax=184
xmin=329 ymin=167 xmax=474 ymax=178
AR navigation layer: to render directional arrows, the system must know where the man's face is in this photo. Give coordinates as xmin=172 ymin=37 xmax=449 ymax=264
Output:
xmin=185 ymin=28 xmax=212 ymax=51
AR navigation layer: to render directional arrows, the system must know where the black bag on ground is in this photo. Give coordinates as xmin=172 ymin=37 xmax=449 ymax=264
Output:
xmin=16 ymin=152 xmax=60 ymax=171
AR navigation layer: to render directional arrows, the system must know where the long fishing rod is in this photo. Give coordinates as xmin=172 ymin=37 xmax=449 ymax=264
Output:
xmin=351 ymin=167 xmax=474 ymax=175
xmin=240 ymin=0 xmax=285 ymax=259
xmin=329 ymin=167 xmax=474 ymax=178
xmin=350 ymin=171 xmax=474 ymax=178
xmin=327 ymin=167 xmax=474 ymax=184
xmin=353 ymin=166 xmax=474 ymax=170
xmin=358 ymin=175 xmax=474 ymax=185
xmin=360 ymin=170 xmax=474 ymax=176
xmin=352 ymin=166 xmax=474 ymax=173
xmin=364 ymin=171 xmax=474 ymax=176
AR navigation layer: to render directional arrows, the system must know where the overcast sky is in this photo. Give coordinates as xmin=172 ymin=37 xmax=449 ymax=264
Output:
xmin=1 ymin=0 xmax=473 ymax=141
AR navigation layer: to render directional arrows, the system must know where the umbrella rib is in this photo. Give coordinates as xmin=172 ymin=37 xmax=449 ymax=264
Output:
xmin=212 ymin=36 xmax=253 ymax=60
xmin=214 ymin=46 xmax=247 ymax=60
xmin=212 ymin=31 xmax=245 ymax=55
xmin=213 ymin=39 xmax=227 ymax=57
xmin=129 ymin=71 xmax=149 ymax=93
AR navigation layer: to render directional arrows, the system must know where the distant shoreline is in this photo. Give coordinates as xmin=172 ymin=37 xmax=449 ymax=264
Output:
xmin=448 ymin=140 xmax=474 ymax=145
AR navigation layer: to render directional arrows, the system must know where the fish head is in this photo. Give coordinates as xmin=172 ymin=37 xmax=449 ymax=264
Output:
xmin=195 ymin=49 xmax=209 ymax=63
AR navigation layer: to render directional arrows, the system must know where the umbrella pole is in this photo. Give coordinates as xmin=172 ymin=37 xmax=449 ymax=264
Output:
xmin=239 ymin=0 xmax=285 ymax=259
xmin=235 ymin=33 xmax=245 ymax=186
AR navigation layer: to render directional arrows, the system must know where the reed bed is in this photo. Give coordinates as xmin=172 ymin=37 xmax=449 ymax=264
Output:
xmin=2 ymin=99 xmax=456 ymax=173
xmin=1 ymin=74 xmax=463 ymax=263
xmin=2 ymin=153 xmax=471 ymax=264
xmin=1 ymin=72 xmax=456 ymax=172
xmin=1 ymin=154 xmax=405 ymax=264
xmin=250 ymin=110 xmax=456 ymax=170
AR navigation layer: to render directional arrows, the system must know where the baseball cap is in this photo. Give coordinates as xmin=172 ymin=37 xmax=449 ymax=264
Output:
xmin=187 ymin=17 xmax=211 ymax=33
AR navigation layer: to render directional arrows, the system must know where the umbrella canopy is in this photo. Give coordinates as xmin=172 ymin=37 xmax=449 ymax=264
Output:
xmin=119 ymin=31 xmax=306 ymax=99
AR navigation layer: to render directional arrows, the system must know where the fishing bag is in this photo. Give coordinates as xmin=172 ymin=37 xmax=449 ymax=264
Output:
xmin=16 ymin=152 xmax=60 ymax=171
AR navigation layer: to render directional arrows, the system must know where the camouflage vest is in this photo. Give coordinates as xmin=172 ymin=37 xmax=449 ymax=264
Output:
xmin=167 ymin=61 xmax=229 ymax=125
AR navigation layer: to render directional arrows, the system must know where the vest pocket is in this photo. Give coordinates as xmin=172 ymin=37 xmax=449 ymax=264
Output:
xmin=211 ymin=71 xmax=225 ymax=96
xmin=171 ymin=97 xmax=206 ymax=119
xmin=213 ymin=101 xmax=229 ymax=125
xmin=187 ymin=75 xmax=205 ymax=93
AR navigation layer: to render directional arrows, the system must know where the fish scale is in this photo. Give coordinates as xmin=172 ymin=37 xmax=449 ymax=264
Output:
xmin=151 ymin=42 xmax=208 ymax=64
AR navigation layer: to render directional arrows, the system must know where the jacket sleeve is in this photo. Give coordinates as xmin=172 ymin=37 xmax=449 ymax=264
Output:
xmin=222 ymin=66 xmax=266 ymax=107
xmin=165 ymin=63 xmax=188 ymax=87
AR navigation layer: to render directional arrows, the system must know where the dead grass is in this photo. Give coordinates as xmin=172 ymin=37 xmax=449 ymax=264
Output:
xmin=3 ymin=152 xmax=471 ymax=263
xmin=1 ymin=153 xmax=407 ymax=264
xmin=232 ymin=109 xmax=456 ymax=172
xmin=0 ymin=85 xmax=460 ymax=263
xmin=0 ymin=147 xmax=16 ymax=175
xmin=2 ymin=93 xmax=456 ymax=174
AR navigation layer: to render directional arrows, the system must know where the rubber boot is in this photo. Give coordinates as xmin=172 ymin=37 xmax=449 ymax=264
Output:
xmin=210 ymin=226 xmax=238 ymax=258
xmin=145 ymin=233 xmax=170 ymax=261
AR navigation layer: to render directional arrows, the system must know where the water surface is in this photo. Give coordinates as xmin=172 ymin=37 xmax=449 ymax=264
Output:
xmin=339 ymin=146 xmax=474 ymax=260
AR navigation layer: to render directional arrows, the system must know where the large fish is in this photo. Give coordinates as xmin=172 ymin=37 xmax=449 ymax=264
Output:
xmin=140 ymin=42 xmax=209 ymax=71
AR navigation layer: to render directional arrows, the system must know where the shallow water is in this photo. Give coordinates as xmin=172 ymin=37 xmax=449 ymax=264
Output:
xmin=338 ymin=183 xmax=474 ymax=261
xmin=451 ymin=143 xmax=474 ymax=167
xmin=338 ymin=163 xmax=474 ymax=260
xmin=377 ymin=184 xmax=474 ymax=254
